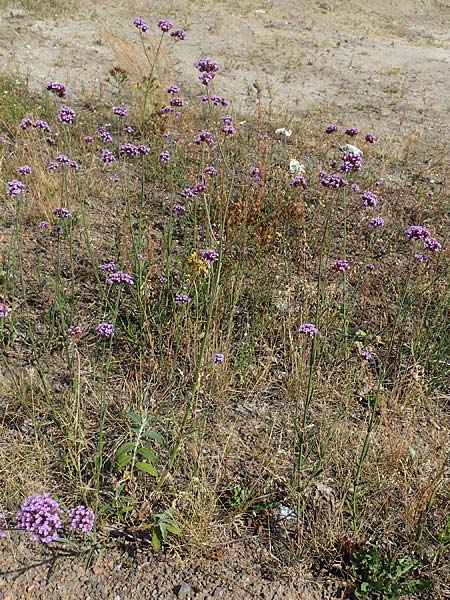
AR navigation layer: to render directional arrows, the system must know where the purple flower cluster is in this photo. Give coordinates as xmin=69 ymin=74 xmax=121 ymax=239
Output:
xmin=325 ymin=123 xmax=338 ymax=134
xmin=170 ymin=28 xmax=186 ymax=40
xmin=159 ymin=150 xmax=170 ymax=163
xmin=351 ymin=183 xmax=360 ymax=193
xmin=365 ymin=133 xmax=377 ymax=143
xmin=0 ymin=305 xmax=11 ymax=318
xmin=157 ymin=19 xmax=173 ymax=32
xmin=101 ymin=149 xmax=116 ymax=163
xmin=405 ymin=225 xmax=431 ymax=240
xmin=340 ymin=151 xmax=362 ymax=173
xmin=133 ymin=17 xmax=148 ymax=32
xmin=297 ymin=323 xmax=319 ymax=337
xmin=46 ymin=136 xmax=56 ymax=145
xmin=52 ymin=207 xmax=73 ymax=218
xmin=97 ymin=126 xmax=113 ymax=144
xmin=204 ymin=165 xmax=218 ymax=176
xmin=332 ymin=259 xmax=350 ymax=273
xmin=180 ymin=181 xmax=205 ymax=199
xmin=167 ymin=85 xmax=180 ymax=94
xmin=100 ymin=261 xmax=116 ymax=272
xmin=319 ymin=172 xmax=348 ymax=189
xmin=17 ymin=165 xmax=32 ymax=175
xmin=68 ymin=505 xmax=95 ymax=533
xmin=368 ymin=217 xmax=384 ymax=228
xmin=173 ymin=203 xmax=186 ymax=213
xmin=193 ymin=130 xmax=215 ymax=146
xmin=55 ymin=154 xmax=79 ymax=170
xmin=200 ymin=94 xmax=229 ymax=106
xmin=345 ymin=127 xmax=359 ymax=137
xmin=95 ymin=322 xmax=114 ymax=338
xmin=7 ymin=179 xmax=26 ymax=197
xmin=58 ymin=106 xmax=75 ymax=124
xmin=84 ymin=135 xmax=94 ymax=144
xmin=48 ymin=162 xmax=58 ymax=171
xmin=212 ymin=353 xmax=225 ymax=363
xmin=289 ymin=176 xmax=307 ymax=189
xmin=200 ymin=249 xmax=219 ymax=263
xmin=174 ymin=293 xmax=191 ymax=304
xmin=45 ymin=81 xmax=66 ymax=98
xmin=360 ymin=349 xmax=372 ymax=361
xmin=106 ymin=270 xmax=135 ymax=286
xmin=194 ymin=57 xmax=219 ymax=86
xmin=170 ymin=97 xmax=183 ymax=107
xmin=423 ymin=237 xmax=441 ymax=252
xmin=112 ymin=106 xmax=128 ymax=117
xmin=67 ymin=325 xmax=82 ymax=337
xmin=15 ymin=493 xmax=62 ymax=544
xmin=20 ymin=118 xmax=53 ymax=133
xmin=361 ymin=190 xmax=378 ymax=208
xmin=119 ymin=143 xmax=140 ymax=157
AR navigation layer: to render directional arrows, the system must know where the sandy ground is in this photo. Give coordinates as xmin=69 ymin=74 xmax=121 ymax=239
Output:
xmin=1 ymin=0 xmax=449 ymax=597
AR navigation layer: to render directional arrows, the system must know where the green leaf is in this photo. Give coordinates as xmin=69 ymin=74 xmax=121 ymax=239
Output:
xmin=166 ymin=523 xmax=181 ymax=536
xmin=152 ymin=529 xmax=161 ymax=551
xmin=135 ymin=461 xmax=158 ymax=477
xmin=136 ymin=447 xmax=157 ymax=463
xmin=116 ymin=453 xmax=133 ymax=469
xmin=141 ymin=430 xmax=164 ymax=444
xmin=116 ymin=442 xmax=135 ymax=458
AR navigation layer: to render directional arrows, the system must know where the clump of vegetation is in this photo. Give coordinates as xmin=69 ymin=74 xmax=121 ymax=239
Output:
xmin=0 ymin=13 xmax=448 ymax=596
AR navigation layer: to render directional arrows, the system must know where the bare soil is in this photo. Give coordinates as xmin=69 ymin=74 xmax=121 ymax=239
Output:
xmin=0 ymin=0 xmax=449 ymax=598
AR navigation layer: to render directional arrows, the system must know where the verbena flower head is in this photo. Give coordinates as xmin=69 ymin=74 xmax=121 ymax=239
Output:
xmin=101 ymin=149 xmax=116 ymax=163
xmin=361 ymin=190 xmax=378 ymax=208
xmin=106 ymin=271 xmax=135 ymax=286
xmin=332 ymin=259 xmax=350 ymax=272
xmin=222 ymin=124 xmax=236 ymax=135
xmin=112 ymin=106 xmax=128 ymax=117
xmin=46 ymin=136 xmax=56 ymax=145
xmin=290 ymin=176 xmax=307 ymax=189
xmin=365 ymin=263 xmax=376 ymax=271
xmin=368 ymin=217 xmax=384 ymax=228
xmin=133 ymin=17 xmax=148 ymax=32
xmin=56 ymin=153 xmax=70 ymax=164
xmin=210 ymin=94 xmax=229 ymax=106
xmin=414 ymin=253 xmax=429 ymax=262
xmin=45 ymin=81 xmax=66 ymax=98
xmin=17 ymin=165 xmax=32 ymax=176
xmin=173 ymin=202 xmax=186 ymax=213
xmin=119 ymin=143 xmax=140 ymax=157
xmin=58 ymin=106 xmax=75 ymax=124
xmin=68 ymin=505 xmax=95 ymax=533
xmin=174 ymin=293 xmax=191 ymax=304
xmin=95 ymin=322 xmax=114 ymax=338
xmin=340 ymin=151 xmax=362 ymax=173
xmin=204 ymin=166 xmax=218 ymax=176
xmin=20 ymin=117 xmax=33 ymax=130
xmin=325 ymin=123 xmax=338 ymax=133
xmin=167 ymin=84 xmax=180 ymax=94
xmin=7 ymin=179 xmax=26 ymax=197
xmin=138 ymin=144 xmax=151 ymax=155
xmin=159 ymin=150 xmax=170 ymax=163
xmin=67 ymin=325 xmax=82 ymax=337
xmin=426 ymin=189 xmax=433 ymax=197
xmin=0 ymin=305 xmax=11 ymax=318
xmin=365 ymin=133 xmax=377 ymax=143
xmin=297 ymin=323 xmax=319 ymax=337
xmin=52 ymin=207 xmax=73 ymax=218
xmin=100 ymin=261 xmax=116 ymax=272
xmin=38 ymin=221 xmax=50 ymax=229
xmin=33 ymin=119 xmax=52 ymax=132
xmin=170 ymin=28 xmax=186 ymax=40
xmin=84 ymin=135 xmax=94 ymax=143
xmin=351 ymin=183 xmax=360 ymax=193
xmin=319 ymin=173 xmax=348 ymax=189
xmin=423 ymin=237 xmax=441 ymax=252
xmin=212 ymin=353 xmax=225 ymax=363
xmin=195 ymin=58 xmax=219 ymax=85
xmin=193 ymin=130 xmax=215 ymax=146
xmin=200 ymin=249 xmax=219 ymax=264
xmin=48 ymin=162 xmax=58 ymax=171
xmin=157 ymin=19 xmax=173 ymax=32
xmin=360 ymin=349 xmax=372 ymax=361
xmin=405 ymin=225 xmax=430 ymax=240
xmin=345 ymin=127 xmax=359 ymax=137
xmin=15 ymin=493 xmax=62 ymax=544
xmin=124 ymin=125 xmax=135 ymax=135
xmin=97 ymin=126 xmax=113 ymax=144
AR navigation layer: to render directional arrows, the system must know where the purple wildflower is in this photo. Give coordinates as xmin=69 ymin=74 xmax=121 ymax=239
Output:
xmin=101 ymin=149 xmax=116 ymax=163
xmin=423 ymin=237 xmax=441 ymax=252
xmin=360 ymin=349 xmax=372 ymax=361
xmin=340 ymin=151 xmax=362 ymax=173
xmin=173 ymin=203 xmax=186 ymax=213
xmin=426 ymin=190 xmax=433 ymax=197
xmin=133 ymin=17 xmax=148 ymax=32
xmin=48 ymin=162 xmax=58 ymax=171
xmin=297 ymin=323 xmax=319 ymax=337
xmin=159 ymin=276 xmax=168 ymax=284
xmin=368 ymin=217 xmax=384 ymax=228
xmin=7 ymin=179 xmax=26 ymax=197
xmin=38 ymin=221 xmax=50 ymax=229
xmin=361 ymin=190 xmax=378 ymax=209
xmin=194 ymin=58 xmax=219 ymax=85
xmin=124 ymin=125 xmax=135 ymax=135
xmin=46 ymin=136 xmax=56 ymax=145
xmin=170 ymin=28 xmax=186 ymax=40
xmin=0 ymin=136 xmax=6 ymax=143
xmin=174 ymin=293 xmax=191 ymax=304
xmin=119 ymin=143 xmax=140 ymax=157
xmin=112 ymin=106 xmax=128 ymax=117
xmin=68 ymin=505 xmax=95 ymax=533
xmin=159 ymin=151 xmax=170 ymax=163
xmin=84 ymin=135 xmax=94 ymax=143
xmin=69 ymin=159 xmax=80 ymax=171
xmin=52 ymin=225 xmax=62 ymax=235
xmin=289 ymin=176 xmax=307 ymax=189
xmin=33 ymin=120 xmax=52 ymax=133
xmin=222 ymin=124 xmax=236 ymax=135
xmin=52 ymin=207 xmax=73 ymax=218
xmin=365 ymin=133 xmax=377 ymax=143
xmin=170 ymin=97 xmax=183 ymax=107
xmin=204 ymin=166 xmax=218 ymax=176
xmin=0 ymin=305 xmax=11 ymax=318
xmin=351 ymin=183 xmax=360 ymax=193
xmin=345 ymin=127 xmax=359 ymax=137
xmin=56 ymin=153 xmax=70 ymax=164
xmin=405 ymin=225 xmax=430 ymax=240
xmin=100 ymin=261 xmax=116 ymax=272
xmin=138 ymin=144 xmax=151 ymax=155
xmin=15 ymin=493 xmax=62 ymax=544
xmin=200 ymin=249 xmax=219 ymax=263
xmin=20 ymin=117 xmax=33 ymax=130
xmin=110 ymin=176 xmax=120 ymax=183
xmin=414 ymin=254 xmax=429 ymax=263
xmin=212 ymin=353 xmax=225 ymax=363
xmin=157 ymin=19 xmax=173 ymax=32
xmin=325 ymin=123 xmax=338 ymax=133
xmin=17 ymin=165 xmax=32 ymax=176
xmin=58 ymin=106 xmax=75 ymax=124
xmin=211 ymin=95 xmax=229 ymax=106
xmin=319 ymin=173 xmax=348 ymax=189
xmin=365 ymin=263 xmax=376 ymax=271
xmin=97 ymin=126 xmax=113 ymax=144
xmin=95 ymin=322 xmax=114 ymax=338
xmin=106 ymin=271 xmax=135 ymax=286
xmin=332 ymin=259 xmax=350 ymax=273
xmin=167 ymin=85 xmax=180 ymax=94
xmin=193 ymin=130 xmax=215 ymax=146
xmin=45 ymin=81 xmax=66 ymax=98
xmin=67 ymin=325 xmax=82 ymax=337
